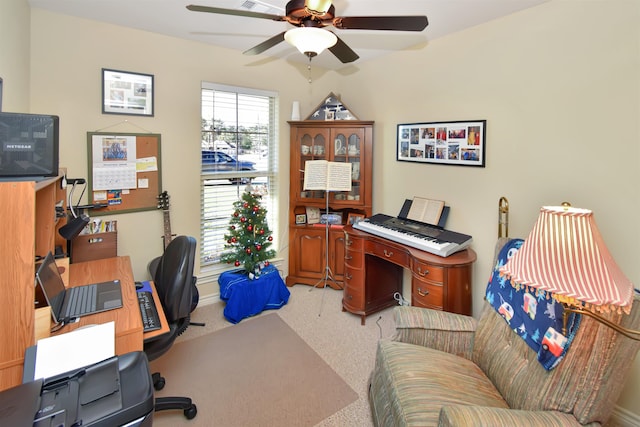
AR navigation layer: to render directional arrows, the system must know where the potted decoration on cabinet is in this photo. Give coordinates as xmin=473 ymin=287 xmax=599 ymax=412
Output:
xmin=220 ymin=185 xmax=276 ymax=279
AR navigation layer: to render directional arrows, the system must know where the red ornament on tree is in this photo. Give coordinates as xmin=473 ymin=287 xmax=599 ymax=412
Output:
xmin=234 ymin=260 xmax=240 ymax=266
xmin=253 ymin=206 xmax=259 ymax=212
xmin=231 ymin=237 xmax=237 ymax=243
xmin=246 ymin=248 xmax=252 ymax=254
xmin=259 ymin=229 xmax=265 ymax=235
xmin=240 ymin=217 xmax=247 ymax=223
xmin=256 ymin=244 xmax=262 ymax=251
xmin=268 ymin=236 xmax=273 ymax=241
xmin=243 ymin=202 xmax=249 ymax=208
xmin=233 ymin=211 xmax=239 ymax=217
xmin=247 ymin=225 xmax=253 ymax=231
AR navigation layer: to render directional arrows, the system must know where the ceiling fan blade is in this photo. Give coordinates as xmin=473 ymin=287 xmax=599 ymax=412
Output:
xmin=328 ymin=33 xmax=359 ymax=64
xmin=334 ymin=16 xmax=428 ymax=31
xmin=243 ymin=32 xmax=286 ymax=56
xmin=186 ymin=4 xmax=285 ymax=22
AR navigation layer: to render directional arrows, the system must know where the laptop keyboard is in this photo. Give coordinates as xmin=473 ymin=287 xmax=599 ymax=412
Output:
xmin=65 ymin=284 xmax=97 ymax=317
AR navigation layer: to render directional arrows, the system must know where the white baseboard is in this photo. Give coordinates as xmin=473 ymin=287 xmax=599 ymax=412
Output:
xmin=198 ymin=293 xmax=220 ymax=307
xmin=609 ymin=406 xmax=640 ymax=427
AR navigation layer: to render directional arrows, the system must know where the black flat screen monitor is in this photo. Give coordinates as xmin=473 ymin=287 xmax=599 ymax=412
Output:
xmin=0 ymin=112 xmax=59 ymax=179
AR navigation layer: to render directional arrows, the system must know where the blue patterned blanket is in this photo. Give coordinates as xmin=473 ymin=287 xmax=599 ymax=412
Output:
xmin=486 ymin=239 xmax=581 ymax=370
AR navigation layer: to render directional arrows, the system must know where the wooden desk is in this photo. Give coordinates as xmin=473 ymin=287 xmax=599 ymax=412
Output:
xmin=35 ymin=256 xmax=169 ymax=354
xmin=343 ymin=225 xmax=477 ymax=325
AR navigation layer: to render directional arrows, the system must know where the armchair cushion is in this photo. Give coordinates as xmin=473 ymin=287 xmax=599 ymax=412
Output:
xmin=370 ymin=339 xmax=508 ymax=427
xmin=437 ymin=406 xmax=586 ymax=427
xmin=393 ymin=306 xmax=477 ymax=360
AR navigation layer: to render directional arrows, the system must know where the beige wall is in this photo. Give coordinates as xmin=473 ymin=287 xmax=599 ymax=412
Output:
xmin=332 ymin=0 xmax=640 ymax=416
xmin=25 ymin=8 xmax=337 ymax=297
xmin=2 ymin=0 xmax=638 ymax=419
xmin=0 ymin=0 xmax=31 ymax=111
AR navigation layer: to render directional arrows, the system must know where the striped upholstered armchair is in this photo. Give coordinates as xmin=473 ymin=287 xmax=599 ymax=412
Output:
xmin=369 ymin=240 xmax=640 ymax=426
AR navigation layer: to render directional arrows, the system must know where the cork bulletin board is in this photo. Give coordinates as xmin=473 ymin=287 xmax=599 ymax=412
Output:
xmin=87 ymin=132 xmax=162 ymax=215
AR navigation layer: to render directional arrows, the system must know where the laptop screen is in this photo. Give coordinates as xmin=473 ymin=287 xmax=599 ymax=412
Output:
xmin=35 ymin=252 xmax=66 ymax=322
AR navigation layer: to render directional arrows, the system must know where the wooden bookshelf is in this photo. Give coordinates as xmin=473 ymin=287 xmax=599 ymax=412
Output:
xmin=0 ymin=171 xmax=66 ymax=391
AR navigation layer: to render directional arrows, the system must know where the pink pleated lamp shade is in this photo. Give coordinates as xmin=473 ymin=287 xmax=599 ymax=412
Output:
xmin=500 ymin=206 xmax=634 ymax=314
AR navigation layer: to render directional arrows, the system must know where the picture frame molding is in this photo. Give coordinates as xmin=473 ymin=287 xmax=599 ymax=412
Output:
xmin=347 ymin=212 xmax=365 ymax=225
xmin=102 ymin=68 xmax=154 ymax=117
xmin=397 ymin=120 xmax=486 ymax=167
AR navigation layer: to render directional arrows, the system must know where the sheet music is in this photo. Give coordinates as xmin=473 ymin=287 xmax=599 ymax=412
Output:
xmin=303 ymin=160 xmax=352 ymax=192
xmin=407 ymin=197 xmax=445 ymax=225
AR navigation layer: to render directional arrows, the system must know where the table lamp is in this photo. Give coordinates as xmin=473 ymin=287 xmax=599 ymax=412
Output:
xmin=500 ymin=205 xmax=639 ymax=340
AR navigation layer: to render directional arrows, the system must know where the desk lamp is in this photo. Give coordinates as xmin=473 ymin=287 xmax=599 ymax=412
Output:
xmin=500 ymin=205 xmax=639 ymax=341
xmin=58 ymin=177 xmax=90 ymax=240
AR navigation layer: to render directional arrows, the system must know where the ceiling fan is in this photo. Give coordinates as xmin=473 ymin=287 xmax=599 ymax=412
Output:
xmin=186 ymin=0 xmax=428 ymax=63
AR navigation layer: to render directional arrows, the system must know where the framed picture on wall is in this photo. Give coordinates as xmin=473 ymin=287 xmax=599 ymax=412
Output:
xmin=397 ymin=120 xmax=486 ymax=167
xmin=102 ymin=68 xmax=154 ymax=116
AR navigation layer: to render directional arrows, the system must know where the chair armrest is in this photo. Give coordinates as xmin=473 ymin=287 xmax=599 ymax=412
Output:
xmin=392 ymin=306 xmax=477 ymax=359
xmin=438 ymin=406 xmax=585 ymax=427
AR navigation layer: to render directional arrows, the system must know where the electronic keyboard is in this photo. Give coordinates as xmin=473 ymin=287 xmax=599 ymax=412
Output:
xmin=353 ymin=213 xmax=472 ymax=257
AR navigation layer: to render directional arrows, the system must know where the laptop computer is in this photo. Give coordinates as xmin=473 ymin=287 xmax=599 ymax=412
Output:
xmin=36 ymin=252 xmax=123 ymax=323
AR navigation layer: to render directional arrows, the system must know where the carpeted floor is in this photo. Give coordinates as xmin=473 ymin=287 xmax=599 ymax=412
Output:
xmin=150 ymin=281 xmax=397 ymax=427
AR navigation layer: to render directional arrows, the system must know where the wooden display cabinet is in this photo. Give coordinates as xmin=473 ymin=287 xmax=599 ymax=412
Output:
xmin=0 ymin=171 xmax=67 ymax=391
xmin=286 ymin=121 xmax=373 ymax=289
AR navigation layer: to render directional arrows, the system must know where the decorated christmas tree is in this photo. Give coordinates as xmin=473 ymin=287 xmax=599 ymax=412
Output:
xmin=220 ymin=185 xmax=276 ymax=279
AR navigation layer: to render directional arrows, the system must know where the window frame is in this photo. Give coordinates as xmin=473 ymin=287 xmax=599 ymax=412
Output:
xmin=199 ymin=82 xmax=279 ymax=276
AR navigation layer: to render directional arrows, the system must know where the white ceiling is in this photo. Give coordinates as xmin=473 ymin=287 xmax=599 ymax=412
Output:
xmin=27 ymin=0 xmax=548 ymax=70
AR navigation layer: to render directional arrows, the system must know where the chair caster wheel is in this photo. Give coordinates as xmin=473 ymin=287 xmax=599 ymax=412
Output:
xmin=184 ymin=404 xmax=197 ymax=419
xmin=152 ymin=373 xmax=165 ymax=391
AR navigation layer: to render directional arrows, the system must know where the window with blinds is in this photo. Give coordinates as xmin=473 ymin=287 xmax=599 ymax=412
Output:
xmin=200 ymin=83 xmax=278 ymax=269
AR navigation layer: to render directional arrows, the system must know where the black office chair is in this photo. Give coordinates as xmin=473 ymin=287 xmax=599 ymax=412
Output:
xmin=144 ymin=235 xmax=198 ymax=420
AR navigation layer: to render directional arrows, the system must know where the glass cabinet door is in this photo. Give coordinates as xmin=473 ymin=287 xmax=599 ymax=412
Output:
xmin=299 ymin=130 xmax=328 ymax=200
xmin=332 ymin=129 xmax=363 ymax=203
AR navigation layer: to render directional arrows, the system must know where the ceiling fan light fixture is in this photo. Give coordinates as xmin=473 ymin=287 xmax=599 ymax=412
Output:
xmin=284 ymin=27 xmax=337 ymax=57
xmin=305 ymin=0 xmax=332 ymax=16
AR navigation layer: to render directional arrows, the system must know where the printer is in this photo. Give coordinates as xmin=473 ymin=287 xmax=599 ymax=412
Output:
xmin=1 ymin=351 xmax=154 ymax=426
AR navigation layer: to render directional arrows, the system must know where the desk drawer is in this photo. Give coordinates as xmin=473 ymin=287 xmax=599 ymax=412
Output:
xmin=365 ymin=241 xmax=409 ymax=267
xmin=344 ymin=248 xmax=363 ymax=269
xmin=71 ymin=232 xmax=117 ymax=263
xmin=343 ymin=283 xmax=364 ymax=309
xmin=412 ymin=261 xmax=444 ymax=283
xmin=345 ymin=235 xmax=364 ymax=251
xmin=412 ymin=282 xmax=444 ymax=309
xmin=343 ymin=266 xmax=363 ymax=287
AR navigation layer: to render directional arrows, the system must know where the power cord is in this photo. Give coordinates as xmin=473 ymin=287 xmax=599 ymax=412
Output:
xmin=50 ymin=316 xmax=78 ymax=333
xmin=375 ymin=315 xmax=383 ymax=339
xmin=394 ymin=292 xmax=409 ymax=306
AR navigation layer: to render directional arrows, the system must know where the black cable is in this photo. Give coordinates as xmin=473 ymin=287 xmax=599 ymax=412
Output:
xmin=49 ymin=317 xmax=77 ymax=333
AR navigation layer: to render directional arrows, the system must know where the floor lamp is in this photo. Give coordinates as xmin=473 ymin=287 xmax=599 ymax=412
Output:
xmin=501 ymin=205 xmax=640 ymax=342
xmin=303 ymin=160 xmax=352 ymax=314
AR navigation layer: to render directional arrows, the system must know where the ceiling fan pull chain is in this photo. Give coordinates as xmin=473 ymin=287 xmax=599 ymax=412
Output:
xmin=308 ymin=57 xmax=313 ymax=84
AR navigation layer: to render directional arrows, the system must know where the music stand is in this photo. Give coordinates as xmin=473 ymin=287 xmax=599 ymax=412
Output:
xmin=303 ymin=160 xmax=352 ymax=313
